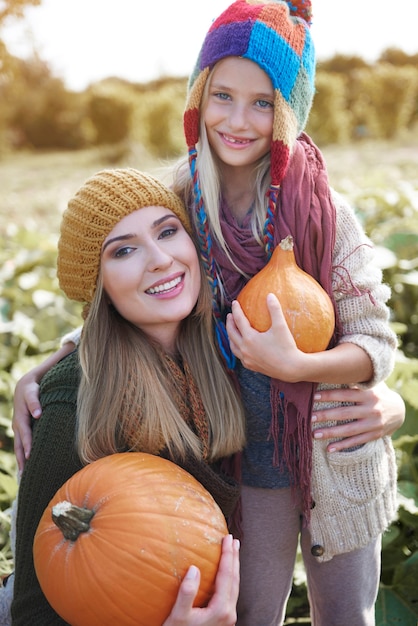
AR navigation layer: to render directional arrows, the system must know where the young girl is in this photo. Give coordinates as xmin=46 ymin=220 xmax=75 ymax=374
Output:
xmin=171 ymin=0 xmax=399 ymax=624
xmin=10 ymin=169 xmax=245 ymax=625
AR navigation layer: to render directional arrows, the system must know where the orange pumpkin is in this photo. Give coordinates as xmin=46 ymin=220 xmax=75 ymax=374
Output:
xmin=33 ymin=452 xmax=227 ymax=626
xmin=237 ymin=235 xmax=335 ymax=353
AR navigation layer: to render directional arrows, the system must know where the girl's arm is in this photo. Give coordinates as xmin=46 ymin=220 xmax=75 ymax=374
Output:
xmin=12 ymin=327 xmax=81 ymax=471
xmin=227 ymin=295 xmax=375 ymax=384
xmin=226 ymin=191 xmax=397 ymax=386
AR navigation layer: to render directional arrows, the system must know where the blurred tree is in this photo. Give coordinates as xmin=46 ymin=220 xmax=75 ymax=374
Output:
xmin=318 ymin=53 xmax=370 ymax=74
xmin=8 ymin=54 xmax=88 ymax=149
xmin=379 ymin=47 xmax=418 ymax=68
xmin=87 ymin=92 xmax=132 ymax=144
xmin=350 ymin=64 xmax=418 ymax=139
xmin=0 ymin=0 xmax=41 ymax=23
xmin=307 ymin=71 xmax=352 ymax=145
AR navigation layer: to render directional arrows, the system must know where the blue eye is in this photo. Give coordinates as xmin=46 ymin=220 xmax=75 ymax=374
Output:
xmin=114 ymin=246 xmax=134 ymax=258
xmin=159 ymin=226 xmax=178 ymax=239
xmin=214 ymin=91 xmax=231 ymax=101
xmin=256 ymin=99 xmax=273 ymax=109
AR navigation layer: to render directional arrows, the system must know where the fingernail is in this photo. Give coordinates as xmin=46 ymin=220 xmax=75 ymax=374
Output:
xmin=314 ymin=393 xmax=321 ymax=400
xmin=328 ymin=446 xmax=336 ymax=453
xmin=32 ymin=409 xmax=41 ymax=418
xmin=311 ymin=414 xmax=317 ymax=422
xmin=314 ymin=431 xmax=323 ymax=439
xmin=185 ymin=565 xmax=199 ymax=580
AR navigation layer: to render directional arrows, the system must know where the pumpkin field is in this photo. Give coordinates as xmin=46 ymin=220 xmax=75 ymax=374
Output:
xmin=0 ymin=133 xmax=417 ymax=624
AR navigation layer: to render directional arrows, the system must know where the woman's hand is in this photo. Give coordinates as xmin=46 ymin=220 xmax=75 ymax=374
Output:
xmin=312 ymin=381 xmax=405 ymax=452
xmin=163 ymin=534 xmax=239 ymax=625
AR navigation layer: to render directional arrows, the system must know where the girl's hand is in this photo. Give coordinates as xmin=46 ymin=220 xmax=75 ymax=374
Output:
xmin=163 ymin=534 xmax=239 ymax=625
xmin=226 ymin=294 xmax=304 ymax=382
xmin=13 ymin=372 xmax=42 ymax=472
xmin=226 ymin=295 xmax=373 ymax=386
xmin=12 ymin=343 xmax=76 ymax=471
xmin=312 ymin=381 xmax=405 ymax=452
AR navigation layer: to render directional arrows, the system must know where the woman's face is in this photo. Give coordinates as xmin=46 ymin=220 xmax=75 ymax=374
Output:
xmin=101 ymin=206 xmax=200 ymax=351
xmin=203 ymin=56 xmax=274 ymax=171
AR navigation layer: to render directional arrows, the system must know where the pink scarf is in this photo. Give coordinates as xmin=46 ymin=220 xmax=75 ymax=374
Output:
xmin=213 ymin=133 xmax=340 ymax=520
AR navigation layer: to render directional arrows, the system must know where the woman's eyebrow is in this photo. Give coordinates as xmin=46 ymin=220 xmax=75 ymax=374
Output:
xmin=102 ymin=213 xmax=181 ymax=253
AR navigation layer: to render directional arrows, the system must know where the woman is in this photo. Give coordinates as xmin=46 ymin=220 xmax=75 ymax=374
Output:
xmin=11 ymin=168 xmax=245 ymax=625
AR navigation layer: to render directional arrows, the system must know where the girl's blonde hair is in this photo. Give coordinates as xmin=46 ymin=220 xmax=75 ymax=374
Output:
xmin=77 ymin=261 xmax=246 ymax=464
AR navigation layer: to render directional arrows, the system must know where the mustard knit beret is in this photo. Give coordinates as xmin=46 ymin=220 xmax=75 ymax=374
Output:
xmin=57 ymin=168 xmax=191 ymax=303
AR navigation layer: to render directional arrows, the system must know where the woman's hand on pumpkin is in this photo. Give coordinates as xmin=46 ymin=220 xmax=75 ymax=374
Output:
xmin=163 ymin=534 xmax=239 ymax=626
xmin=226 ymin=295 xmax=305 ymax=382
xmin=311 ymin=381 xmax=405 ymax=452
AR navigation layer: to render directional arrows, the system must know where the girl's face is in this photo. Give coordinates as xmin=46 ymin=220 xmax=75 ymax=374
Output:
xmin=101 ymin=206 xmax=201 ymax=351
xmin=203 ymin=56 xmax=274 ymax=170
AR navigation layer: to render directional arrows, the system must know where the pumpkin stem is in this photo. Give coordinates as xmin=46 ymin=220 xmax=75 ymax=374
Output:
xmin=279 ymin=235 xmax=294 ymax=251
xmin=52 ymin=500 xmax=95 ymax=541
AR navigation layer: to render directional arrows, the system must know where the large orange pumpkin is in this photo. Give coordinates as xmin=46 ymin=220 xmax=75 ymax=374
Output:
xmin=237 ymin=235 xmax=335 ymax=353
xmin=33 ymin=452 xmax=228 ymax=626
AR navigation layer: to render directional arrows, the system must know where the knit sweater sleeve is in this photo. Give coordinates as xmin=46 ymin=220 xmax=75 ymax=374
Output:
xmin=11 ymin=351 xmax=82 ymax=625
xmin=331 ymin=189 xmax=397 ymax=386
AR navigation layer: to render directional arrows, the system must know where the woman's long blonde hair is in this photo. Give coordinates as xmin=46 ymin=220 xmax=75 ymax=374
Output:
xmin=76 ymin=260 xmax=245 ymax=464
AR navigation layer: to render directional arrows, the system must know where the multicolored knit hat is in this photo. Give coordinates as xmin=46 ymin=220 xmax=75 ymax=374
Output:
xmin=57 ymin=168 xmax=191 ymax=304
xmin=183 ymin=0 xmax=315 ymax=366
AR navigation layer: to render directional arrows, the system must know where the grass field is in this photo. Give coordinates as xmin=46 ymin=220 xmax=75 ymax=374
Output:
xmin=1 ymin=137 xmax=417 ymax=236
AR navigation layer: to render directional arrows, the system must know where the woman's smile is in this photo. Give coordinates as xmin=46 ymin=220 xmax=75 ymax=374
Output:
xmin=101 ymin=206 xmax=201 ymax=350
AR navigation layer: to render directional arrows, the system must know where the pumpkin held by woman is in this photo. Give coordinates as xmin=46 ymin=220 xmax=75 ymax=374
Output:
xmin=237 ymin=235 xmax=335 ymax=353
xmin=33 ymin=452 xmax=228 ymax=626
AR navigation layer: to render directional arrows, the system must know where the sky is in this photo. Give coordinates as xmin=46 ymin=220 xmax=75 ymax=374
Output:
xmin=2 ymin=0 xmax=417 ymax=92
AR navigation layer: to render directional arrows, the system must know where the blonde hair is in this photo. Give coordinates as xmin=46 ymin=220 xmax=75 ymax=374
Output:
xmin=77 ymin=263 xmax=245 ymax=464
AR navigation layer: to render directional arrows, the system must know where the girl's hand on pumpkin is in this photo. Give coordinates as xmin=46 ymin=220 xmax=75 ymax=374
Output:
xmin=311 ymin=381 xmax=405 ymax=452
xmin=163 ymin=534 xmax=239 ymax=625
xmin=226 ymin=295 xmax=306 ymax=382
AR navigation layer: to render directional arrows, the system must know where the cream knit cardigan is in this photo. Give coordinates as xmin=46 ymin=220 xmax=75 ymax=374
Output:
xmin=60 ymin=189 xmax=399 ymax=564
xmin=309 ymin=189 xmax=398 ymax=562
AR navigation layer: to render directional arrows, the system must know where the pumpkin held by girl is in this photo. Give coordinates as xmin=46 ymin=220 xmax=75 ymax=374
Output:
xmin=237 ymin=235 xmax=335 ymax=352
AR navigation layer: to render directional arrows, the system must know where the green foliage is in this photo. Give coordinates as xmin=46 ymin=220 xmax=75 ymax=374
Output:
xmin=376 ymin=435 xmax=418 ymax=624
xmin=0 ymin=227 xmax=82 ymax=458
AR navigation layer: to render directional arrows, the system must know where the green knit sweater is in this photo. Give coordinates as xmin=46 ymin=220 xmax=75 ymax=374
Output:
xmin=11 ymin=351 xmax=239 ymax=625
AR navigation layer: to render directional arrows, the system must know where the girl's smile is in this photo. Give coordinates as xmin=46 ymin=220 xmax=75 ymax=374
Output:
xmin=203 ymin=56 xmax=274 ymax=171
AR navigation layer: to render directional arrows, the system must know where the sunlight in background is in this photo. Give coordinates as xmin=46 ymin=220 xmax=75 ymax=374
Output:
xmin=3 ymin=0 xmax=418 ymax=91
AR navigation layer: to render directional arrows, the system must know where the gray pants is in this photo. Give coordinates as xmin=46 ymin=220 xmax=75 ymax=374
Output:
xmin=237 ymin=485 xmax=381 ymax=626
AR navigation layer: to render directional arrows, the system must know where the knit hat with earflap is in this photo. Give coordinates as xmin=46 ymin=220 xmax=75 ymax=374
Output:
xmin=57 ymin=168 xmax=191 ymax=304
xmin=183 ymin=0 xmax=315 ymax=366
